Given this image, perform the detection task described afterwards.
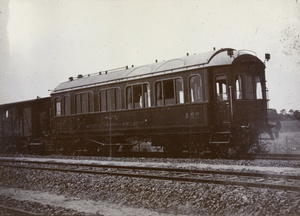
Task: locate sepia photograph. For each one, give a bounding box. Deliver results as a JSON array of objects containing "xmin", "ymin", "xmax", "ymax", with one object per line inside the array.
[{"xmin": 0, "ymin": 0, "xmax": 299, "ymax": 215}]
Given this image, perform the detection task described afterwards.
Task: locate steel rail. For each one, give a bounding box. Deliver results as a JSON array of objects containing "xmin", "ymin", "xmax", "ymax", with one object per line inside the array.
[
  {"xmin": 1, "ymin": 159, "xmax": 300, "ymax": 192},
  {"xmin": 1, "ymin": 152, "xmax": 300, "ymax": 160},
  {"xmin": 113, "ymin": 152, "xmax": 300, "ymax": 160},
  {"xmin": 1, "ymin": 158, "xmax": 300, "ymax": 180},
  {"xmin": 252, "ymin": 154, "xmax": 300, "ymax": 161}
]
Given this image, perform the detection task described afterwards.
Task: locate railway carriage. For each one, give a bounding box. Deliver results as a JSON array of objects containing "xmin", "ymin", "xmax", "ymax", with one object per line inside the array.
[
  {"xmin": 0, "ymin": 97, "xmax": 51, "ymax": 153},
  {"xmin": 50, "ymin": 48, "xmax": 272, "ymax": 156}
]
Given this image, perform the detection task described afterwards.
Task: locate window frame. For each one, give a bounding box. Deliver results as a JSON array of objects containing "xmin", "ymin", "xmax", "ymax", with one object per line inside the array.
[
  {"xmin": 189, "ymin": 74, "xmax": 204, "ymax": 103},
  {"xmin": 75, "ymin": 91, "xmax": 94, "ymax": 114},
  {"xmin": 244, "ymin": 75, "xmax": 255, "ymax": 100},
  {"xmin": 125, "ymin": 82, "xmax": 151, "ymax": 109},
  {"xmin": 63, "ymin": 95, "xmax": 71, "ymax": 115},
  {"xmin": 215, "ymin": 74, "xmax": 228, "ymax": 101},
  {"xmin": 54, "ymin": 97, "xmax": 61, "ymax": 116},
  {"xmin": 255, "ymin": 75, "xmax": 263, "ymax": 99},
  {"xmin": 99, "ymin": 87, "xmax": 122, "ymax": 112},
  {"xmin": 234, "ymin": 74, "xmax": 243, "ymax": 100},
  {"xmin": 154, "ymin": 77, "xmax": 184, "ymax": 106},
  {"xmin": 3, "ymin": 109, "xmax": 9, "ymax": 119}
]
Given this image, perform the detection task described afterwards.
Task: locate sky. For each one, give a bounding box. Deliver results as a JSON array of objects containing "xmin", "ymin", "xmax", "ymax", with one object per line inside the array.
[{"xmin": 0, "ymin": 0, "xmax": 299, "ymax": 111}]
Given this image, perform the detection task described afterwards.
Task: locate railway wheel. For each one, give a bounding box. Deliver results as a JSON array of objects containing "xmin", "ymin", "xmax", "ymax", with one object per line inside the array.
[
  {"xmin": 231, "ymin": 124, "xmax": 259, "ymax": 158},
  {"xmin": 216, "ymin": 145, "xmax": 239, "ymax": 158},
  {"xmin": 163, "ymin": 135, "xmax": 185, "ymax": 156},
  {"xmin": 188, "ymin": 134, "xmax": 209, "ymax": 157}
]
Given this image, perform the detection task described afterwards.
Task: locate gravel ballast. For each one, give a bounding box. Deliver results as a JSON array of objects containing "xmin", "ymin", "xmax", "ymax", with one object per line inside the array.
[{"xmin": 0, "ymin": 163, "xmax": 300, "ymax": 216}]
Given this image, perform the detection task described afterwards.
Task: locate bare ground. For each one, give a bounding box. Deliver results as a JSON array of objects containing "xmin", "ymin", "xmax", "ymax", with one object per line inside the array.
[{"xmin": 0, "ymin": 187, "xmax": 181, "ymax": 216}]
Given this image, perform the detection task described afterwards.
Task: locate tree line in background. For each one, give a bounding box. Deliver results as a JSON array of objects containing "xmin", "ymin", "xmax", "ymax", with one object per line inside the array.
[{"xmin": 268, "ymin": 109, "xmax": 300, "ymax": 121}]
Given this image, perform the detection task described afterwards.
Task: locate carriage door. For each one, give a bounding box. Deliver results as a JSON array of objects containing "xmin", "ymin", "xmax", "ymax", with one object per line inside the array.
[{"xmin": 214, "ymin": 74, "xmax": 231, "ymax": 124}]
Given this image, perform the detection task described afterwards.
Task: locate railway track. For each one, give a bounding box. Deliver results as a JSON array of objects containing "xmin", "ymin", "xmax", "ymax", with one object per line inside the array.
[
  {"xmin": 105, "ymin": 151, "xmax": 300, "ymax": 160},
  {"xmin": 2, "ymin": 152, "xmax": 300, "ymax": 160},
  {"xmin": 114, "ymin": 151, "xmax": 300, "ymax": 160},
  {"xmin": 252, "ymin": 154, "xmax": 300, "ymax": 160},
  {"xmin": 1, "ymin": 158, "xmax": 299, "ymax": 192}
]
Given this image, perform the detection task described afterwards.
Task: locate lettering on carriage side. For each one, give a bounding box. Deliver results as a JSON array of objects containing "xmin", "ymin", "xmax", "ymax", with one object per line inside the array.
[
  {"xmin": 84, "ymin": 116, "xmax": 148, "ymax": 129},
  {"xmin": 185, "ymin": 111, "xmax": 200, "ymax": 122},
  {"xmin": 101, "ymin": 114, "xmax": 121, "ymax": 121},
  {"xmin": 185, "ymin": 112, "xmax": 189, "ymax": 120}
]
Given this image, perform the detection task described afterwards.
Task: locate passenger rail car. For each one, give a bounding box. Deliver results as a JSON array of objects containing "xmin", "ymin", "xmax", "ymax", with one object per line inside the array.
[
  {"xmin": 0, "ymin": 97, "xmax": 51, "ymax": 153},
  {"xmin": 50, "ymin": 48, "xmax": 273, "ymax": 156}
]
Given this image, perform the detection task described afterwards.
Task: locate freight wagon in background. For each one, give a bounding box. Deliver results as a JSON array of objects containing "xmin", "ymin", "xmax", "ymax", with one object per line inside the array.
[
  {"xmin": 0, "ymin": 98, "xmax": 51, "ymax": 153},
  {"xmin": 49, "ymin": 48, "xmax": 275, "ymax": 157}
]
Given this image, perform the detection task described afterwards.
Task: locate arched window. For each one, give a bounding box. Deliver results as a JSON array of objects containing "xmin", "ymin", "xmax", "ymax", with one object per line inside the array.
[
  {"xmin": 235, "ymin": 75, "xmax": 243, "ymax": 100},
  {"xmin": 126, "ymin": 83, "xmax": 150, "ymax": 109},
  {"xmin": 155, "ymin": 82, "xmax": 162, "ymax": 106},
  {"xmin": 99, "ymin": 88, "xmax": 121, "ymax": 112},
  {"xmin": 255, "ymin": 75, "xmax": 263, "ymax": 99},
  {"xmin": 155, "ymin": 78, "xmax": 184, "ymax": 106},
  {"xmin": 64, "ymin": 96, "xmax": 71, "ymax": 115},
  {"xmin": 126, "ymin": 86, "xmax": 133, "ymax": 109},
  {"xmin": 176, "ymin": 78, "xmax": 184, "ymax": 104},
  {"xmin": 245, "ymin": 75, "xmax": 254, "ymax": 99},
  {"xmin": 55, "ymin": 98, "xmax": 61, "ymax": 116},
  {"xmin": 190, "ymin": 75, "xmax": 203, "ymax": 102},
  {"xmin": 75, "ymin": 92, "xmax": 94, "ymax": 114},
  {"xmin": 215, "ymin": 75, "xmax": 228, "ymax": 101}
]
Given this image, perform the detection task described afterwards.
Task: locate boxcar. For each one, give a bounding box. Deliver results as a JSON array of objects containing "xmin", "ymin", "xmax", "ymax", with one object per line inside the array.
[{"xmin": 0, "ymin": 97, "xmax": 51, "ymax": 153}]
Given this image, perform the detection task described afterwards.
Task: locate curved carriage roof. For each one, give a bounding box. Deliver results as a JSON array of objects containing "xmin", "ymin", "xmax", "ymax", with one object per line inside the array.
[{"xmin": 52, "ymin": 48, "xmax": 256, "ymax": 94}]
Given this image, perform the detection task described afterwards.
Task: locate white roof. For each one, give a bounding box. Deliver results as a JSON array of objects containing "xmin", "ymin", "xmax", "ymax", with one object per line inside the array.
[{"xmin": 52, "ymin": 48, "xmax": 248, "ymax": 94}]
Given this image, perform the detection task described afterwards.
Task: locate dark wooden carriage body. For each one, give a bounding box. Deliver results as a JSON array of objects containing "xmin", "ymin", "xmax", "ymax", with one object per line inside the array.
[{"xmin": 50, "ymin": 48, "xmax": 270, "ymax": 155}]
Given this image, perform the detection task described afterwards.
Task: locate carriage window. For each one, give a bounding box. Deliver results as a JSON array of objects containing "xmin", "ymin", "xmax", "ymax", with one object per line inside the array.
[
  {"xmin": 256, "ymin": 75, "xmax": 263, "ymax": 99},
  {"xmin": 5, "ymin": 110, "xmax": 9, "ymax": 118},
  {"xmin": 126, "ymin": 83, "xmax": 150, "ymax": 109},
  {"xmin": 235, "ymin": 75, "xmax": 243, "ymax": 100},
  {"xmin": 100, "ymin": 88, "xmax": 121, "ymax": 112},
  {"xmin": 215, "ymin": 75, "xmax": 228, "ymax": 101},
  {"xmin": 144, "ymin": 84, "xmax": 151, "ymax": 107},
  {"xmin": 82, "ymin": 93, "xmax": 89, "ymax": 114},
  {"xmin": 75, "ymin": 94, "xmax": 81, "ymax": 114},
  {"xmin": 126, "ymin": 86, "xmax": 133, "ymax": 109},
  {"xmin": 245, "ymin": 75, "xmax": 254, "ymax": 99},
  {"xmin": 75, "ymin": 92, "xmax": 94, "ymax": 114},
  {"xmin": 164, "ymin": 80, "xmax": 175, "ymax": 105},
  {"xmin": 107, "ymin": 89, "xmax": 116, "ymax": 111},
  {"xmin": 190, "ymin": 75, "xmax": 203, "ymax": 102},
  {"xmin": 156, "ymin": 82, "xmax": 163, "ymax": 106},
  {"xmin": 176, "ymin": 78, "xmax": 184, "ymax": 104},
  {"xmin": 155, "ymin": 78, "xmax": 184, "ymax": 106},
  {"xmin": 64, "ymin": 96, "xmax": 71, "ymax": 115},
  {"xmin": 55, "ymin": 98, "xmax": 61, "ymax": 116},
  {"xmin": 133, "ymin": 85, "xmax": 143, "ymax": 108},
  {"xmin": 100, "ymin": 90, "xmax": 107, "ymax": 111}
]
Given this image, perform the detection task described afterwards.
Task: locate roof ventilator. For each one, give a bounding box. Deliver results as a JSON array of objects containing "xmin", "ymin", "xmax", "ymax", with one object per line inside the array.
[
  {"xmin": 227, "ymin": 49, "xmax": 234, "ymax": 58},
  {"xmin": 265, "ymin": 53, "xmax": 270, "ymax": 61}
]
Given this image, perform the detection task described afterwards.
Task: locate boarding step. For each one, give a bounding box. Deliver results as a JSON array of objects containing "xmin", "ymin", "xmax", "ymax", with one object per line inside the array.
[{"xmin": 209, "ymin": 131, "xmax": 231, "ymax": 144}]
